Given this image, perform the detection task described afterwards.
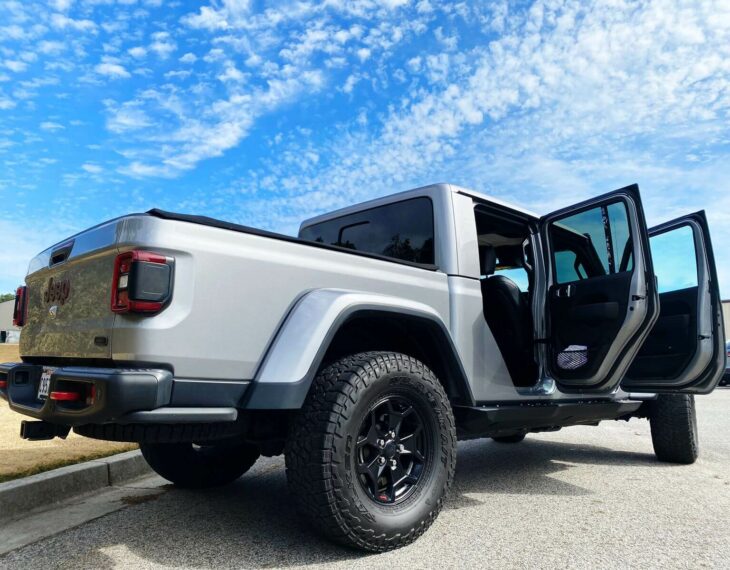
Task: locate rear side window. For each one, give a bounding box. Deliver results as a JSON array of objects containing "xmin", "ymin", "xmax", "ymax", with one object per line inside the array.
[
  {"xmin": 549, "ymin": 201, "xmax": 633, "ymax": 284},
  {"xmin": 299, "ymin": 197, "xmax": 435, "ymax": 264},
  {"xmin": 650, "ymin": 225, "xmax": 698, "ymax": 293}
]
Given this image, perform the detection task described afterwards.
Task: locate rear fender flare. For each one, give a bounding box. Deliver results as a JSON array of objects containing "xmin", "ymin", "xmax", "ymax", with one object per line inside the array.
[{"xmin": 244, "ymin": 288, "xmax": 473, "ymax": 409}]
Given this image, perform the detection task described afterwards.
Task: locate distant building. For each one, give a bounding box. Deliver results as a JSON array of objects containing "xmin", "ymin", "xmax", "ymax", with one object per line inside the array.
[
  {"xmin": 0, "ymin": 299, "xmax": 20, "ymax": 344},
  {"xmin": 723, "ymin": 300, "xmax": 730, "ymax": 343}
]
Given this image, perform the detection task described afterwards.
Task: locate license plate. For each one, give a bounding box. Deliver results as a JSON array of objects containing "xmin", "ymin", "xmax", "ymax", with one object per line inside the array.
[{"xmin": 37, "ymin": 367, "xmax": 56, "ymax": 400}]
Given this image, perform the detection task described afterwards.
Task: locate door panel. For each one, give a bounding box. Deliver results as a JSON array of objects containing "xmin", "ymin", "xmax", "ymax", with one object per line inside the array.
[
  {"xmin": 539, "ymin": 184, "xmax": 659, "ymax": 393},
  {"xmin": 625, "ymin": 287, "xmax": 696, "ymax": 380},
  {"xmin": 622, "ymin": 212, "xmax": 725, "ymax": 393},
  {"xmin": 548, "ymin": 272, "xmax": 632, "ymax": 382}
]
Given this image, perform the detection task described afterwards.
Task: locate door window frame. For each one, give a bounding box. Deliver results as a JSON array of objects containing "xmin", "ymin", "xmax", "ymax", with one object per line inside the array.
[{"xmin": 546, "ymin": 199, "xmax": 634, "ymax": 287}]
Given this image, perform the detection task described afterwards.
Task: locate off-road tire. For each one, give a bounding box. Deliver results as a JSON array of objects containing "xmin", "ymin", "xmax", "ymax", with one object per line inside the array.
[
  {"xmin": 648, "ymin": 394, "xmax": 699, "ymax": 464},
  {"xmin": 492, "ymin": 434, "xmax": 526, "ymax": 444},
  {"xmin": 285, "ymin": 351, "xmax": 457, "ymax": 552},
  {"xmin": 140, "ymin": 441, "xmax": 260, "ymax": 488}
]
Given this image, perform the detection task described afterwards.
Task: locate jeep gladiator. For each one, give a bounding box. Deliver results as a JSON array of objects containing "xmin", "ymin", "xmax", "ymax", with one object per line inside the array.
[{"xmin": 1, "ymin": 183, "xmax": 725, "ymax": 551}]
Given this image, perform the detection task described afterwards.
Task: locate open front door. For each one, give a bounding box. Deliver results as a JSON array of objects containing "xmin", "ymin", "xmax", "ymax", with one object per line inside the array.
[
  {"xmin": 538, "ymin": 184, "xmax": 659, "ymax": 393},
  {"xmin": 622, "ymin": 211, "xmax": 725, "ymax": 393}
]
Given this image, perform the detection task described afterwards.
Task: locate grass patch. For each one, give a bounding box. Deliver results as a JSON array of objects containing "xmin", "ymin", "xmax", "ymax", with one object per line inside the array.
[
  {"xmin": 0, "ymin": 344, "xmax": 20, "ymax": 361},
  {"xmin": 0, "ymin": 445, "xmax": 137, "ymax": 484}
]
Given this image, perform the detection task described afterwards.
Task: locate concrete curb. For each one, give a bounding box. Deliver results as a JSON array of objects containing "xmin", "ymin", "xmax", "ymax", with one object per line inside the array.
[{"xmin": 0, "ymin": 450, "xmax": 152, "ymax": 524}]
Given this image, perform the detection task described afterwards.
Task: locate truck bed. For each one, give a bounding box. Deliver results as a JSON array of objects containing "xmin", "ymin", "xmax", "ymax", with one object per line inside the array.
[
  {"xmin": 19, "ymin": 210, "xmax": 450, "ymax": 385},
  {"xmin": 148, "ymin": 210, "xmax": 438, "ymax": 271}
]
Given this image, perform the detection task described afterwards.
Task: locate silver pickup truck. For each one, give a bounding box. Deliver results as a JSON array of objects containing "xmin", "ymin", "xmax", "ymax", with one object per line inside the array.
[{"xmin": 1, "ymin": 183, "xmax": 725, "ymax": 551}]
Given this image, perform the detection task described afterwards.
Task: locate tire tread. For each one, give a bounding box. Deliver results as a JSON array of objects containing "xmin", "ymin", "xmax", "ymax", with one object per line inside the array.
[
  {"xmin": 649, "ymin": 394, "xmax": 699, "ymax": 464},
  {"xmin": 285, "ymin": 351, "xmax": 456, "ymax": 552}
]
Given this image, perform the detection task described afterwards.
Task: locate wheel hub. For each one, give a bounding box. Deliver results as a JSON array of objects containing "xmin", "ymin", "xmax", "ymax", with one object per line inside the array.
[{"xmin": 383, "ymin": 440, "xmax": 398, "ymax": 459}]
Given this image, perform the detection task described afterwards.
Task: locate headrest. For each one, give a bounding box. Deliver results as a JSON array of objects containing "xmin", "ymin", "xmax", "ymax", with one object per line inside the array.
[
  {"xmin": 481, "ymin": 247, "xmax": 496, "ymax": 276},
  {"xmin": 499, "ymin": 245, "xmax": 524, "ymax": 268}
]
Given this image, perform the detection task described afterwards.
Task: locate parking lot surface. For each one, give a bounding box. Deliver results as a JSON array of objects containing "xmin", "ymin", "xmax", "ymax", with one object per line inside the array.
[{"xmin": 2, "ymin": 390, "xmax": 729, "ymax": 569}]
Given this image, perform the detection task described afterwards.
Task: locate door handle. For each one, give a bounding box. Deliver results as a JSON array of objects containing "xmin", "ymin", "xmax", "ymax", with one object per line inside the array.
[{"xmin": 555, "ymin": 284, "xmax": 574, "ymax": 298}]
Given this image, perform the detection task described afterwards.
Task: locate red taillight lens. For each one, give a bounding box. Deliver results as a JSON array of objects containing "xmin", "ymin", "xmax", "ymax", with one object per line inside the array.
[
  {"xmin": 50, "ymin": 390, "xmax": 82, "ymax": 401},
  {"xmin": 12, "ymin": 286, "xmax": 27, "ymax": 327},
  {"xmin": 111, "ymin": 250, "xmax": 172, "ymax": 314}
]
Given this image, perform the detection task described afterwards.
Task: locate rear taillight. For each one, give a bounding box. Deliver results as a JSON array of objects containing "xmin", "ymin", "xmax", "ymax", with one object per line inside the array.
[
  {"xmin": 12, "ymin": 286, "xmax": 27, "ymax": 327},
  {"xmin": 111, "ymin": 250, "xmax": 173, "ymax": 314},
  {"xmin": 50, "ymin": 390, "xmax": 81, "ymax": 401}
]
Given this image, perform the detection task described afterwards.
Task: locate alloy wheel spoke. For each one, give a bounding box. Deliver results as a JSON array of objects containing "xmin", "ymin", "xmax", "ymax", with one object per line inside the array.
[
  {"xmin": 389, "ymin": 458, "xmax": 407, "ymax": 488},
  {"xmin": 387, "ymin": 406, "xmax": 412, "ymax": 434},
  {"xmin": 358, "ymin": 457, "xmax": 384, "ymax": 491},
  {"xmin": 400, "ymin": 427, "xmax": 424, "ymax": 462},
  {"xmin": 357, "ymin": 412, "xmax": 381, "ymax": 449},
  {"xmin": 387, "ymin": 411, "xmax": 403, "ymax": 433}
]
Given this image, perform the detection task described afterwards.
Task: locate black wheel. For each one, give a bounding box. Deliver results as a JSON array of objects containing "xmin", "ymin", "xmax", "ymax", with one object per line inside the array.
[
  {"xmin": 285, "ymin": 352, "xmax": 456, "ymax": 552},
  {"xmin": 140, "ymin": 441, "xmax": 260, "ymax": 488},
  {"xmin": 492, "ymin": 434, "xmax": 526, "ymax": 444},
  {"xmin": 648, "ymin": 394, "xmax": 699, "ymax": 464}
]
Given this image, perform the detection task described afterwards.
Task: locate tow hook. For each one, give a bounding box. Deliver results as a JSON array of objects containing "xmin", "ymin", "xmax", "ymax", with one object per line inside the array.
[{"xmin": 20, "ymin": 420, "xmax": 71, "ymax": 441}]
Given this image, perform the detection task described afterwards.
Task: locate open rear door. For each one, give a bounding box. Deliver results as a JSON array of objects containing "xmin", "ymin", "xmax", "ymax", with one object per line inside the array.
[
  {"xmin": 622, "ymin": 211, "xmax": 725, "ymax": 393},
  {"xmin": 537, "ymin": 184, "xmax": 659, "ymax": 393}
]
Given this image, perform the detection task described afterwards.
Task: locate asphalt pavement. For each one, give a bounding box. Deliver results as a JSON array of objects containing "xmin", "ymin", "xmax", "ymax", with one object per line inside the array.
[{"xmin": 2, "ymin": 389, "xmax": 729, "ymax": 569}]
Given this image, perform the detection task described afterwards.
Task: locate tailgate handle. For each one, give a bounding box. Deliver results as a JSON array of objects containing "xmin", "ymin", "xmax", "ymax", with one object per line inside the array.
[{"xmin": 49, "ymin": 241, "xmax": 74, "ymax": 267}]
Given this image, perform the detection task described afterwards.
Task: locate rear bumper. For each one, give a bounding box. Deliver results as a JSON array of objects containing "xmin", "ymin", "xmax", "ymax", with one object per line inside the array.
[{"xmin": 0, "ymin": 362, "xmax": 238, "ymax": 427}]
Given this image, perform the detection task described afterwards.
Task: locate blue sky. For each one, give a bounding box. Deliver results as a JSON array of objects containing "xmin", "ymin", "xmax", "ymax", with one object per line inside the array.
[{"xmin": 0, "ymin": 0, "xmax": 729, "ymax": 295}]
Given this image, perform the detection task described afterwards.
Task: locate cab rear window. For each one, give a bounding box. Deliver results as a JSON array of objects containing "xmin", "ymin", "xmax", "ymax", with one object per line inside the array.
[{"xmin": 299, "ymin": 198, "xmax": 435, "ymax": 265}]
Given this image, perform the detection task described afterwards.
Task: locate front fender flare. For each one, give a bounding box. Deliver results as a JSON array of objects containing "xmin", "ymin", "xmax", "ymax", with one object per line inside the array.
[{"xmin": 243, "ymin": 288, "xmax": 470, "ymax": 409}]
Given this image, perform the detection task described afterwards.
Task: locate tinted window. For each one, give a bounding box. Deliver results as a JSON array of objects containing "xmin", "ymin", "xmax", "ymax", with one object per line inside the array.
[
  {"xmin": 494, "ymin": 267, "xmax": 530, "ymax": 291},
  {"xmin": 554, "ymin": 250, "xmax": 588, "ymax": 283},
  {"xmin": 299, "ymin": 198, "xmax": 435, "ymax": 264},
  {"xmin": 549, "ymin": 201, "xmax": 633, "ymax": 284},
  {"xmin": 650, "ymin": 225, "xmax": 698, "ymax": 293}
]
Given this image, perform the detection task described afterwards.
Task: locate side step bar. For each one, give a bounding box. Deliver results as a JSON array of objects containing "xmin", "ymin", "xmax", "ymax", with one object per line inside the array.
[{"xmin": 454, "ymin": 399, "xmax": 643, "ymax": 440}]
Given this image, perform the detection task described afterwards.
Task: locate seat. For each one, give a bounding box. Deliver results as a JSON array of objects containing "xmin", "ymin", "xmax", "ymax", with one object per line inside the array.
[{"xmin": 480, "ymin": 247, "xmax": 538, "ymax": 387}]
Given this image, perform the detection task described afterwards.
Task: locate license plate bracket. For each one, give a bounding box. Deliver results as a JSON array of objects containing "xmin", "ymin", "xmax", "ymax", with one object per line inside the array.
[{"xmin": 37, "ymin": 367, "xmax": 56, "ymax": 400}]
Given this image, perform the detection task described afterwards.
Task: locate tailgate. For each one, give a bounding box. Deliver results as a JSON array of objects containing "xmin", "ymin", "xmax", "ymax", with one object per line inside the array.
[{"xmin": 19, "ymin": 220, "xmax": 121, "ymax": 360}]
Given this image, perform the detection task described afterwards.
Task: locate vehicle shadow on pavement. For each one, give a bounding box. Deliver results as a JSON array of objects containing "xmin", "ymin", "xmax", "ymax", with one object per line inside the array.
[
  {"xmin": 0, "ymin": 438, "xmax": 659, "ymax": 569},
  {"xmin": 446, "ymin": 438, "xmax": 657, "ymax": 509}
]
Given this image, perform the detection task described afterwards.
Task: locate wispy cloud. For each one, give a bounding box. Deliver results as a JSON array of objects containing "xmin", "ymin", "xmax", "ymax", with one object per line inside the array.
[
  {"xmin": 50, "ymin": 13, "xmax": 96, "ymax": 33},
  {"xmin": 94, "ymin": 62, "xmax": 130, "ymax": 78},
  {"xmin": 39, "ymin": 121, "xmax": 64, "ymax": 131},
  {"xmin": 105, "ymin": 103, "xmax": 153, "ymax": 133},
  {"xmin": 81, "ymin": 162, "xmax": 102, "ymax": 173},
  {"xmin": 3, "ymin": 59, "xmax": 27, "ymax": 72}
]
